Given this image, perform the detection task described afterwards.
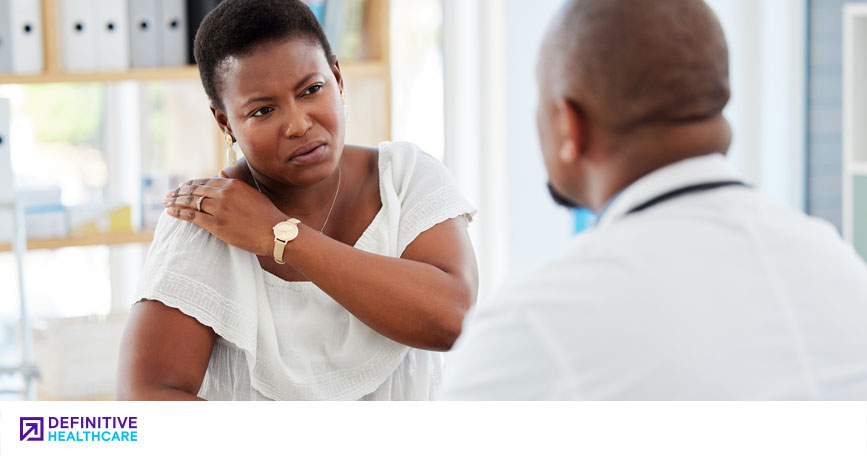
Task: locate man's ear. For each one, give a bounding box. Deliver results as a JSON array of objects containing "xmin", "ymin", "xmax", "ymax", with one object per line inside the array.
[
  {"xmin": 211, "ymin": 106, "xmax": 232, "ymax": 137},
  {"xmin": 555, "ymin": 98, "xmax": 585, "ymax": 164}
]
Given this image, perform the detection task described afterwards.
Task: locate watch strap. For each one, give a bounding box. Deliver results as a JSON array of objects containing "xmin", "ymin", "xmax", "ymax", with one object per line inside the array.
[
  {"xmin": 273, "ymin": 238, "xmax": 289, "ymax": 264},
  {"xmin": 272, "ymin": 218, "xmax": 300, "ymax": 264}
]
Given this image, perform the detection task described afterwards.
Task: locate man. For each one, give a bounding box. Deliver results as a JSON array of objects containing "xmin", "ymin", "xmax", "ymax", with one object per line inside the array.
[{"xmin": 440, "ymin": 0, "xmax": 867, "ymax": 399}]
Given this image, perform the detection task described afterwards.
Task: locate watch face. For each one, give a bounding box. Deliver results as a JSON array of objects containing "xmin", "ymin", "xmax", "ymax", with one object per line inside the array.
[{"xmin": 273, "ymin": 221, "xmax": 298, "ymax": 241}]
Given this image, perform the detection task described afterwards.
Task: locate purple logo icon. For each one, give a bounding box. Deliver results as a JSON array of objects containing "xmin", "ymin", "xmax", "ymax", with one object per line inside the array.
[{"xmin": 20, "ymin": 417, "xmax": 44, "ymax": 441}]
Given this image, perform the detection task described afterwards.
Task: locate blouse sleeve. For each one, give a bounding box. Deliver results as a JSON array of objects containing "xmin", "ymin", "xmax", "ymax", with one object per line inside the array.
[
  {"xmin": 381, "ymin": 141, "xmax": 477, "ymax": 256},
  {"xmin": 134, "ymin": 212, "xmax": 260, "ymax": 353}
]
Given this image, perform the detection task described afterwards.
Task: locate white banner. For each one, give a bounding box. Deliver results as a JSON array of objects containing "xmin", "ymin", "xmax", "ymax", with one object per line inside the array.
[{"xmin": 1, "ymin": 401, "xmax": 865, "ymax": 455}]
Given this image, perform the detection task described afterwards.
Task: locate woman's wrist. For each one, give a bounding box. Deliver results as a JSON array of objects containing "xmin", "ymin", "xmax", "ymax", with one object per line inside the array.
[{"xmin": 261, "ymin": 211, "xmax": 293, "ymax": 257}]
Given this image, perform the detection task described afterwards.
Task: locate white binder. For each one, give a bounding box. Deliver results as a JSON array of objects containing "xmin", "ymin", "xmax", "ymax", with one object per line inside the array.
[
  {"xmin": 159, "ymin": 0, "xmax": 187, "ymax": 67},
  {"xmin": 0, "ymin": 99, "xmax": 14, "ymax": 243},
  {"xmin": 95, "ymin": 0, "xmax": 129, "ymax": 71},
  {"xmin": 0, "ymin": 99, "xmax": 12, "ymax": 204},
  {"xmin": 128, "ymin": 0, "xmax": 160, "ymax": 68},
  {"xmin": 0, "ymin": 0, "xmax": 12, "ymax": 73},
  {"xmin": 58, "ymin": 0, "xmax": 97, "ymax": 72},
  {"xmin": 9, "ymin": 0, "xmax": 42, "ymax": 74}
]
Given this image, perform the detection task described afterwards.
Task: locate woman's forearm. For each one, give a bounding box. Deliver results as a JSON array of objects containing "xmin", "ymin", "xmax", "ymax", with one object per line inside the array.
[{"xmin": 281, "ymin": 223, "xmax": 475, "ymax": 351}]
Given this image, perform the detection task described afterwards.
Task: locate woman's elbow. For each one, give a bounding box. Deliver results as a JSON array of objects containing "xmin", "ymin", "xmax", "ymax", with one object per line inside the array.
[{"xmin": 433, "ymin": 290, "xmax": 475, "ymax": 351}]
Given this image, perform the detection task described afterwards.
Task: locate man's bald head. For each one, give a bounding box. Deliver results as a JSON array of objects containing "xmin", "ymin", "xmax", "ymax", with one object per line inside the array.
[{"xmin": 540, "ymin": 0, "xmax": 730, "ymax": 134}]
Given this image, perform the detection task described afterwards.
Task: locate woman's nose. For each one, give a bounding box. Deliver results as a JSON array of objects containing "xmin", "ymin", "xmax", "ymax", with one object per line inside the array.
[{"xmin": 283, "ymin": 110, "xmax": 312, "ymax": 139}]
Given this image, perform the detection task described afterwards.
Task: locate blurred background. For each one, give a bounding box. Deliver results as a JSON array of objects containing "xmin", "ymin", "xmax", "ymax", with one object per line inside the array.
[{"xmin": 0, "ymin": 0, "xmax": 864, "ymax": 400}]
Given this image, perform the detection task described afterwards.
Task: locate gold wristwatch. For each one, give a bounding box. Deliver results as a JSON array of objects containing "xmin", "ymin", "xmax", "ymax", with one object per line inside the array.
[{"xmin": 272, "ymin": 218, "xmax": 301, "ymax": 264}]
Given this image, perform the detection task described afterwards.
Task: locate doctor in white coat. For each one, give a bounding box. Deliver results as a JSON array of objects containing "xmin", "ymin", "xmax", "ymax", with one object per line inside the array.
[{"xmin": 441, "ymin": 0, "xmax": 867, "ymax": 400}]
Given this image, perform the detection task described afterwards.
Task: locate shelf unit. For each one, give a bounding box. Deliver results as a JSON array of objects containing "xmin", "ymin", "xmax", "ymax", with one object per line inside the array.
[
  {"xmin": 843, "ymin": 4, "xmax": 867, "ymax": 262},
  {"xmin": 0, "ymin": 66, "xmax": 201, "ymax": 84},
  {"xmin": 0, "ymin": 231, "xmax": 155, "ymax": 253},
  {"xmin": 0, "ymin": 0, "xmax": 392, "ymax": 400},
  {"xmin": 852, "ymin": 163, "xmax": 867, "ymax": 177}
]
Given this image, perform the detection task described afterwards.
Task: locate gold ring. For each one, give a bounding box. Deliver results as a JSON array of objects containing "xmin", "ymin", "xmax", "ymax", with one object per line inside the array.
[{"xmin": 196, "ymin": 196, "xmax": 205, "ymax": 212}]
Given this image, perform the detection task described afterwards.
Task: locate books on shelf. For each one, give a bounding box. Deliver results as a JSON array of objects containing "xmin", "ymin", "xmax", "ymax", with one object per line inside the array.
[
  {"xmin": 0, "ymin": 98, "xmax": 12, "ymax": 243},
  {"xmin": 305, "ymin": 0, "xmax": 368, "ymax": 61},
  {"xmin": 141, "ymin": 171, "xmax": 183, "ymax": 230},
  {"xmin": 94, "ymin": 0, "xmax": 130, "ymax": 71},
  {"xmin": 0, "ymin": 0, "xmax": 379, "ymax": 76},
  {"xmin": 9, "ymin": 0, "xmax": 45, "ymax": 74},
  {"xmin": 0, "ymin": 98, "xmax": 11, "ymax": 204},
  {"xmin": 0, "ymin": 0, "xmax": 45, "ymax": 74},
  {"xmin": 0, "ymin": 184, "xmax": 137, "ymax": 242},
  {"xmin": 127, "ymin": 0, "xmax": 189, "ymax": 69},
  {"xmin": 68, "ymin": 202, "xmax": 132, "ymax": 236},
  {"xmin": 0, "ymin": 1, "xmax": 10, "ymax": 74},
  {"xmin": 52, "ymin": 0, "xmax": 195, "ymax": 73},
  {"xmin": 186, "ymin": 0, "xmax": 222, "ymax": 65},
  {"xmin": 127, "ymin": 0, "xmax": 159, "ymax": 68},
  {"xmin": 159, "ymin": 0, "xmax": 188, "ymax": 67},
  {"xmin": 57, "ymin": 0, "xmax": 97, "ymax": 72}
]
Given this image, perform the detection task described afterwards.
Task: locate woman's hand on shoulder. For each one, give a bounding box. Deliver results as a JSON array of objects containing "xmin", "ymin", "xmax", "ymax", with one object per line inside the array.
[{"xmin": 163, "ymin": 169, "xmax": 286, "ymax": 256}]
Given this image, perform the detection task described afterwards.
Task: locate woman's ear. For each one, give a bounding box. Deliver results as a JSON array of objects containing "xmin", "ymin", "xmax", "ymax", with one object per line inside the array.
[
  {"xmin": 211, "ymin": 105, "xmax": 232, "ymax": 137},
  {"xmin": 331, "ymin": 58, "xmax": 344, "ymax": 93}
]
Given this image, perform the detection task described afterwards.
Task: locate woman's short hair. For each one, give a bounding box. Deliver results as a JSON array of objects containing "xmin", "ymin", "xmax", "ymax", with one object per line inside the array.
[{"xmin": 194, "ymin": 0, "xmax": 335, "ymax": 110}]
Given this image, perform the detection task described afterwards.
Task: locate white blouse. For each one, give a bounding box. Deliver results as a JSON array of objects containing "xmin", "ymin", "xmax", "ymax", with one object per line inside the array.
[{"xmin": 135, "ymin": 142, "xmax": 476, "ymax": 400}]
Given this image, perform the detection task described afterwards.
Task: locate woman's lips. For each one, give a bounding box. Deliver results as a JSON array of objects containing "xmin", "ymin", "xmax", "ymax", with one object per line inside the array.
[{"xmin": 289, "ymin": 144, "xmax": 327, "ymax": 165}]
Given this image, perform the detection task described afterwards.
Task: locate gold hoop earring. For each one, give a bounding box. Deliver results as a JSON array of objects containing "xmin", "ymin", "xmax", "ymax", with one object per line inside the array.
[{"xmin": 225, "ymin": 134, "xmax": 237, "ymax": 166}]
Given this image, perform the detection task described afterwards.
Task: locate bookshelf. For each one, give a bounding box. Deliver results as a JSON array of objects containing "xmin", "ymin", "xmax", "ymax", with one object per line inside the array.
[
  {"xmin": 843, "ymin": 4, "xmax": 867, "ymax": 262},
  {"xmin": 0, "ymin": 231, "xmax": 155, "ymax": 253},
  {"xmin": 0, "ymin": 66, "xmax": 200, "ymax": 84}
]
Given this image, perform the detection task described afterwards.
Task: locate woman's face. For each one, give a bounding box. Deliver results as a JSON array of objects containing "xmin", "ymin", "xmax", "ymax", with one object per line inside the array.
[{"xmin": 215, "ymin": 38, "xmax": 344, "ymax": 186}]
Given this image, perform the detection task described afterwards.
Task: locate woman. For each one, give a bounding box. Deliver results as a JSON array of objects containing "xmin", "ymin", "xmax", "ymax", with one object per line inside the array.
[{"xmin": 117, "ymin": 0, "xmax": 478, "ymax": 400}]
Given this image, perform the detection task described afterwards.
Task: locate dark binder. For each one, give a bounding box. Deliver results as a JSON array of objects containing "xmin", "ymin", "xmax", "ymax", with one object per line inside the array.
[{"xmin": 186, "ymin": 0, "xmax": 222, "ymax": 65}]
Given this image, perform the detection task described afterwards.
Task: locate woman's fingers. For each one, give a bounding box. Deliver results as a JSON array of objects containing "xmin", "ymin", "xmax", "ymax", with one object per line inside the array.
[
  {"xmin": 166, "ymin": 205, "xmax": 214, "ymax": 228},
  {"xmin": 163, "ymin": 194, "xmax": 198, "ymax": 208},
  {"xmin": 165, "ymin": 177, "xmax": 230, "ymax": 198},
  {"xmin": 165, "ymin": 183, "xmax": 224, "ymax": 200},
  {"xmin": 163, "ymin": 192, "xmax": 219, "ymax": 216}
]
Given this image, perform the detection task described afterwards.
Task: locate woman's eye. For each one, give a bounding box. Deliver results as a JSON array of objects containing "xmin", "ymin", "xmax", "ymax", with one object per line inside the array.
[
  {"xmin": 251, "ymin": 106, "xmax": 273, "ymax": 117},
  {"xmin": 303, "ymin": 84, "xmax": 323, "ymax": 96}
]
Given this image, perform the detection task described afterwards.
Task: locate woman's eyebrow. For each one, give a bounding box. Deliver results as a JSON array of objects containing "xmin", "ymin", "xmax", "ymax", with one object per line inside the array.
[
  {"xmin": 240, "ymin": 73, "xmax": 324, "ymax": 108},
  {"xmin": 242, "ymin": 96, "xmax": 275, "ymax": 108},
  {"xmin": 293, "ymin": 72, "xmax": 323, "ymax": 91}
]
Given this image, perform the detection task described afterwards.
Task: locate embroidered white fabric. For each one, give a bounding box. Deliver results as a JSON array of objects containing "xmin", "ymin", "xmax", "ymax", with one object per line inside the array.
[{"xmin": 135, "ymin": 142, "xmax": 476, "ymax": 400}]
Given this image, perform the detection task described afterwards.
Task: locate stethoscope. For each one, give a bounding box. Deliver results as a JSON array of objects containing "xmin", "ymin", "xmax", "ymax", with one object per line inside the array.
[{"xmin": 625, "ymin": 181, "xmax": 748, "ymax": 216}]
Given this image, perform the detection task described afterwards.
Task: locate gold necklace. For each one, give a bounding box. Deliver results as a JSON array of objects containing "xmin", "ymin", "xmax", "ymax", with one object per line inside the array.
[{"xmin": 248, "ymin": 163, "xmax": 342, "ymax": 234}]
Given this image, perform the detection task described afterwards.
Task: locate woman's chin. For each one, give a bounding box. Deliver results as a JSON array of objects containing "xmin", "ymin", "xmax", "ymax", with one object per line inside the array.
[{"xmin": 284, "ymin": 159, "xmax": 339, "ymax": 187}]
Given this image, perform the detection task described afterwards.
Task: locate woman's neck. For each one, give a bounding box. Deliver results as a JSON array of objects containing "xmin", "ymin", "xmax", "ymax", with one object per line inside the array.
[{"xmin": 242, "ymin": 158, "xmax": 342, "ymax": 219}]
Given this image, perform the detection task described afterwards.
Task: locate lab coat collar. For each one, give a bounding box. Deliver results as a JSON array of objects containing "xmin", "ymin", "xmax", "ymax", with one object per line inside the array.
[{"xmin": 595, "ymin": 153, "xmax": 743, "ymax": 229}]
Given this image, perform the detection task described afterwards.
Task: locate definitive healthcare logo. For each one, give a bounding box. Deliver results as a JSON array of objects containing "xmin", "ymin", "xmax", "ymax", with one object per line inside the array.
[{"xmin": 19, "ymin": 415, "xmax": 138, "ymax": 442}]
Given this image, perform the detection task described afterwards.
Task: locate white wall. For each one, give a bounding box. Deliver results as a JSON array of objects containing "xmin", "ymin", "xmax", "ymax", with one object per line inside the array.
[
  {"xmin": 503, "ymin": 0, "xmax": 574, "ymax": 275},
  {"xmin": 444, "ymin": 0, "xmax": 573, "ymax": 300},
  {"xmin": 705, "ymin": 0, "xmax": 807, "ymax": 210}
]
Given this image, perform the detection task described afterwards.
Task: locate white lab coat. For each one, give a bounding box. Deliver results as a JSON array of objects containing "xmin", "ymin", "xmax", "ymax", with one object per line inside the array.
[{"xmin": 441, "ymin": 153, "xmax": 867, "ymax": 400}]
